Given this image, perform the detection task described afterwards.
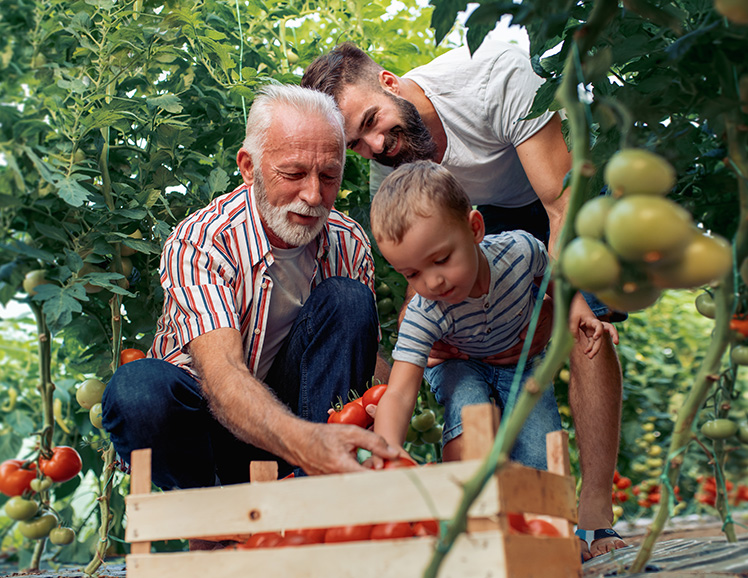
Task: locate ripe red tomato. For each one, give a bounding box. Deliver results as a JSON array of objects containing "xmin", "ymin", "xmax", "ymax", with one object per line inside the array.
[
  {"xmin": 0, "ymin": 460, "xmax": 37, "ymax": 497},
  {"xmin": 237, "ymin": 532, "xmax": 283, "ymax": 549},
  {"xmin": 327, "ymin": 400, "xmax": 369, "ymax": 428},
  {"xmin": 616, "ymin": 476, "xmax": 632, "ymax": 489},
  {"xmin": 526, "ymin": 519, "xmax": 561, "ymax": 537},
  {"xmin": 370, "ymin": 521, "xmax": 414, "ymax": 540},
  {"xmin": 730, "ymin": 316, "xmax": 748, "ymax": 337},
  {"xmin": 615, "ymin": 490, "xmax": 629, "ymax": 503},
  {"xmin": 362, "ymin": 384, "xmax": 387, "ymax": 408},
  {"xmin": 412, "ymin": 519, "xmax": 440, "ymax": 537},
  {"xmin": 382, "ymin": 456, "xmax": 417, "ymax": 469},
  {"xmin": 507, "ymin": 512, "xmax": 530, "ymax": 534},
  {"xmin": 39, "ymin": 446, "xmax": 83, "ymax": 483},
  {"xmin": 120, "ymin": 348, "xmax": 146, "ymax": 365},
  {"xmin": 324, "ymin": 524, "xmax": 373, "ymax": 543},
  {"xmin": 283, "ymin": 527, "xmax": 326, "ymax": 544}
]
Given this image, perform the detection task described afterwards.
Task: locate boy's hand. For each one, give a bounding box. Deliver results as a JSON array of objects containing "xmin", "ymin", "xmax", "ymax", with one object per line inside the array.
[{"xmin": 576, "ymin": 317, "xmax": 619, "ymax": 359}]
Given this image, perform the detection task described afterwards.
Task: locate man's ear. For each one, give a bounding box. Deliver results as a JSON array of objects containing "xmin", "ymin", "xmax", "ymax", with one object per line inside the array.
[
  {"xmin": 468, "ymin": 209, "xmax": 485, "ymax": 244},
  {"xmin": 378, "ymin": 70, "xmax": 401, "ymax": 95},
  {"xmin": 237, "ymin": 148, "xmax": 255, "ymax": 186}
]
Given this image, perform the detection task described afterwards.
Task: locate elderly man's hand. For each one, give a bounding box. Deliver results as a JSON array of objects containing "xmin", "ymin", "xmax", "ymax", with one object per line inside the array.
[{"xmin": 293, "ymin": 422, "xmax": 400, "ymax": 476}]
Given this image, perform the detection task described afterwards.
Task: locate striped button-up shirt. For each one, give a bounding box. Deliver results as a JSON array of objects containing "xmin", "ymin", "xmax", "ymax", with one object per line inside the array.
[
  {"xmin": 393, "ymin": 231, "xmax": 548, "ymax": 367},
  {"xmin": 149, "ymin": 183, "xmax": 376, "ymax": 379}
]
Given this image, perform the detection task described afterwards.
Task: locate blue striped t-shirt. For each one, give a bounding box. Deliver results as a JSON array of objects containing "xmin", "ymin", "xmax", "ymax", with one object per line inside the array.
[{"xmin": 393, "ymin": 231, "xmax": 548, "ymax": 367}]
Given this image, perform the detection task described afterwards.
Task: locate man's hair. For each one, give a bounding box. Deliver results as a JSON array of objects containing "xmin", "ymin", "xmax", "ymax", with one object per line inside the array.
[
  {"xmin": 301, "ymin": 42, "xmax": 384, "ymax": 101},
  {"xmin": 370, "ymin": 161, "xmax": 472, "ymax": 244},
  {"xmin": 242, "ymin": 84, "xmax": 345, "ymax": 164}
]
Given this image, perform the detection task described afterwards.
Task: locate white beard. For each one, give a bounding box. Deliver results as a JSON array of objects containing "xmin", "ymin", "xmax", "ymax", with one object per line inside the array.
[{"xmin": 254, "ymin": 170, "xmax": 330, "ymax": 247}]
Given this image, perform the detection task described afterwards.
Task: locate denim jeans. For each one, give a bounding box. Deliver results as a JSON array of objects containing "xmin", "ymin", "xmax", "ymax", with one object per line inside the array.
[
  {"xmin": 101, "ymin": 276, "xmax": 379, "ymax": 489},
  {"xmin": 424, "ymin": 355, "xmax": 561, "ymax": 470}
]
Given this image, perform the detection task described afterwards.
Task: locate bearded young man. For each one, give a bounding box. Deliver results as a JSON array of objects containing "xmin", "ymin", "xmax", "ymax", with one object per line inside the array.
[
  {"xmin": 101, "ymin": 85, "xmax": 398, "ymax": 498},
  {"xmin": 302, "ymin": 41, "xmax": 626, "ymax": 560}
]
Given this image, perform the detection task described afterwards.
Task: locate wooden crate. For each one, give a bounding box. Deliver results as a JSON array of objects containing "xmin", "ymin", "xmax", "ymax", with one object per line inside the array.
[{"xmin": 124, "ymin": 404, "xmax": 581, "ymax": 577}]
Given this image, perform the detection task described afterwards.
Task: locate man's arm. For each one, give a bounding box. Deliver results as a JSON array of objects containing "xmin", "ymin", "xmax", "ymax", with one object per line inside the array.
[
  {"xmin": 515, "ymin": 113, "xmax": 572, "ymax": 258},
  {"xmin": 188, "ymin": 327, "xmax": 398, "ymax": 475}
]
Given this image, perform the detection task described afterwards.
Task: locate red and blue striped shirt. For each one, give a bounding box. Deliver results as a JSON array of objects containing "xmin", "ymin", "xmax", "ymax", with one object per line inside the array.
[{"xmin": 148, "ymin": 183, "xmax": 376, "ymax": 379}]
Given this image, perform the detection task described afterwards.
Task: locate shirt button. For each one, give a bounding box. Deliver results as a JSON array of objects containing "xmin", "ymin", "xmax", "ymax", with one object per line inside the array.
[
  {"xmin": 253, "ymin": 328, "xmax": 261, "ymax": 335},
  {"xmin": 486, "ymin": 328, "xmax": 492, "ymax": 333},
  {"xmin": 261, "ymin": 281, "xmax": 268, "ymax": 289},
  {"xmin": 484, "ymin": 302, "xmax": 489, "ymax": 309}
]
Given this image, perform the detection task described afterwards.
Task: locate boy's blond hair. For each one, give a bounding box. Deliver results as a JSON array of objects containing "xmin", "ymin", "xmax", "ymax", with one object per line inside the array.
[{"xmin": 370, "ymin": 161, "xmax": 472, "ymax": 244}]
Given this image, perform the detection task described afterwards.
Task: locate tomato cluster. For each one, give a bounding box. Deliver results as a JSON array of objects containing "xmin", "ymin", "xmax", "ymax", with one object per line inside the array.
[
  {"xmin": 612, "ymin": 470, "xmax": 632, "ymax": 505},
  {"xmin": 632, "ymin": 481, "xmax": 680, "ymax": 509},
  {"xmin": 406, "ymin": 408, "xmax": 443, "ymax": 447},
  {"xmin": 327, "ymin": 384, "xmax": 388, "ymax": 428},
  {"xmin": 695, "ymin": 476, "xmax": 748, "ymax": 508},
  {"xmin": 561, "ymin": 149, "xmax": 732, "ymax": 312}
]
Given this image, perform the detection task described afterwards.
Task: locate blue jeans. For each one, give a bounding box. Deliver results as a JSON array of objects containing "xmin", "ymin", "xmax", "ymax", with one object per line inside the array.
[
  {"xmin": 101, "ymin": 277, "xmax": 379, "ymax": 489},
  {"xmin": 424, "ymin": 355, "xmax": 561, "ymax": 470}
]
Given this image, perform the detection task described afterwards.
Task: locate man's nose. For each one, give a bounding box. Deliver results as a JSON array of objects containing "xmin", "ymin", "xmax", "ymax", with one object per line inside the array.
[
  {"xmin": 298, "ymin": 176, "xmax": 323, "ymax": 207},
  {"xmin": 363, "ymin": 132, "xmax": 386, "ymax": 156}
]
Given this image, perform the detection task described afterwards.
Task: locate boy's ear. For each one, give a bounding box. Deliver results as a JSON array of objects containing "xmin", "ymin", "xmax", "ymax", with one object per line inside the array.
[
  {"xmin": 468, "ymin": 209, "xmax": 485, "ymax": 243},
  {"xmin": 379, "ymin": 70, "xmax": 401, "ymax": 95},
  {"xmin": 237, "ymin": 148, "xmax": 255, "ymax": 187}
]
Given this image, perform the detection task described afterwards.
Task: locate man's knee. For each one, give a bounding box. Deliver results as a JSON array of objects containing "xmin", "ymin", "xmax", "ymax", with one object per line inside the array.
[{"xmin": 311, "ymin": 277, "xmax": 377, "ymax": 329}]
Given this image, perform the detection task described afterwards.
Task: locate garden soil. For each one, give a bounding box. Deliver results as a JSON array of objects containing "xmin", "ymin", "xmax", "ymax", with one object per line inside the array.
[{"xmin": 0, "ymin": 513, "xmax": 746, "ymax": 577}]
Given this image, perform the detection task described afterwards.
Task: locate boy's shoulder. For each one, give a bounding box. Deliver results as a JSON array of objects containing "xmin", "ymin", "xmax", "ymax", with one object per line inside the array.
[{"xmin": 482, "ymin": 230, "xmax": 545, "ymax": 253}]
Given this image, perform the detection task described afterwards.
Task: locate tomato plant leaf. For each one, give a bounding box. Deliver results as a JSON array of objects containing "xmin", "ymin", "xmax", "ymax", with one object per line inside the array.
[
  {"xmin": 207, "ymin": 167, "xmax": 230, "ymax": 197},
  {"xmin": 57, "ymin": 176, "xmax": 93, "ymax": 207},
  {"xmin": 147, "ymin": 94, "xmax": 183, "ymax": 114},
  {"xmin": 430, "ymin": 0, "xmax": 468, "ymax": 46}
]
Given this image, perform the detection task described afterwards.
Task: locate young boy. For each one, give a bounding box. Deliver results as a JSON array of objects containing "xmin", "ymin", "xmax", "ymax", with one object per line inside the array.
[{"xmin": 370, "ymin": 161, "xmax": 616, "ymax": 469}]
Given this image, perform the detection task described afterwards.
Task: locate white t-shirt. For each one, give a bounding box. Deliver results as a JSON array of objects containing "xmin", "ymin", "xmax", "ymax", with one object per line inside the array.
[
  {"xmin": 255, "ymin": 243, "xmax": 316, "ymax": 380},
  {"xmin": 370, "ymin": 40, "xmax": 555, "ymax": 208}
]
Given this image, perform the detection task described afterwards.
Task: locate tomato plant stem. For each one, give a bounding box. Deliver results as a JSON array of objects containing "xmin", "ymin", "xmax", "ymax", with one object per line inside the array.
[{"xmin": 84, "ymin": 445, "xmax": 116, "ymax": 577}]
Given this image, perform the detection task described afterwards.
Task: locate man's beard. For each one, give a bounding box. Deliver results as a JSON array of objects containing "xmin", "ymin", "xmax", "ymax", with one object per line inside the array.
[
  {"xmin": 373, "ymin": 94, "xmax": 438, "ymax": 167},
  {"xmin": 254, "ymin": 169, "xmax": 330, "ymax": 247}
]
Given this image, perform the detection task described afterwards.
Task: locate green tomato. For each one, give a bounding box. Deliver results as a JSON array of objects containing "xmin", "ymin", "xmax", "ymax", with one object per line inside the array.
[
  {"xmin": 603, "ymin": 149, "xmax": 676, "ymax": 197},
  {"xmin": 700, "ymin": 419, "xmax": 738, "ymax": 440},
  {"xmin": 377, "ymin": 298, "xmax": 395, "ymax": 316},
  {"xmin": 560, "ymin": 237, "xmax": 621, "ymax": 292},
  {"xmin": 405, "ymin": 424, "xmax": 419, "ymax": 443},
  {"xmin": 737, "ymin": 423, "xmax": 748, "ymax": 444},
  {"xmin": 604, "ymin": 195, "xmax": 693, "ymax": 263},
  {"xmin": 649, "ymin": 231, "xmax": 732, "ymax": 290},
  {"xmin": 411, "ymin": 409, "xmax": 436, "ymax": 433},
  {"xmin": 18, "ymin": 513, "xmax": 56, "ymax": 540},
  {"xmin": 695, "ymin": 292, "xmax": 716, "ymax": 319},
  {"xmin": 89, "ymin": 403, "xmax": 103, "ymax": 429},
  {"xmin": 29, "ymin": 477, "xmax": 53, "ymax": 492},
  {"xmin": 48, "ymin": 527, "xmax": 76, "ymax": 546},
  {"xmin": 596, "ymin": 283, "xmax": 661, "ymax": 313},
  {"xmin": 22, "ymin": 269, "xmax": 48, "ymax": 296},
  {"xmin": 76, "ymin": 378, "xmax": 106, "ymax": 410},
  {"xmin": 4, "ymin": 497, "xmax": 38, "ymax": 521},
  {"xmin": 420, "ymin": 424, "xmax": 443, "ymax": 444},
  {"xmin": 376, "ymin": 282, "xmax": 392, "ymax": 299},
  {"xmin": 574, "ymin": 196, "xmax": 617, "ymax": 240},
  {"xmin": 731, "ymin": 345, "xmax": 748, "ymax": 366}
]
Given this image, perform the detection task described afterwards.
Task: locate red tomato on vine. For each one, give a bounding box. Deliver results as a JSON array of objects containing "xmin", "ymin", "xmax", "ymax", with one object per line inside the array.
[
  {"xmin": 39, "ymin": 446, "xmax": 83, "ymax": 483},
  {"xmin": 120, "ymin": 348, "xmax": 146, "ymax": 365},
  {"xmin": 362, "ymin": 384, "xmax": 387, "ymax": 408},
  {"xmin": 327, "ymin": 400, "xmax": 369, "ymax": 428},
  {"xmin": 0, "ymin": 460, "xmax": 36, "ymax": 497}
]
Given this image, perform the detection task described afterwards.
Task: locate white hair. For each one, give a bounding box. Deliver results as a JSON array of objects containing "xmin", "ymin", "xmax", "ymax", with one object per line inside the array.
[{"xmin": 242, "ymin": 84, "xmax": 345, "ymax": 165}]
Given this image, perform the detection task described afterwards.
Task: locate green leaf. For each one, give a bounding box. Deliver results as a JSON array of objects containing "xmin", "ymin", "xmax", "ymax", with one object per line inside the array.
[
  {"xmin": 430, "ymin": 0, "xmax": 469, "ymax": 45},
  {"xmin": 34, "ymin": 222, "xmax": 69, "ymax": 244},
  {"xmin": 33, "ymin": 284, "xmax": 83, "ymax": 330},
  {"xmin": 57, "ymin": 175, "xmax": 93, "ymax": 207},
  {"xmin": 0, "ymin": 240, "xmax": 55, "ymax": 263},
  {"xmin": 207, "ymin": 167, "xmax": 230, "ymax": 196},
  {"xmin": 4, "ymin": 411, "xmax": 35, "ymax": 437},
  {"xmin": 147, "ymin": 94, "xmax": 184, "ymax": 114}
]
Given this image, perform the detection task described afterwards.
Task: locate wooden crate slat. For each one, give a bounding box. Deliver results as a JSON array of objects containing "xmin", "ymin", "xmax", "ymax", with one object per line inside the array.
[
  {"xmin": 125, "ymin": 459, "xmax": 501, "ymax": 543},
  {"xmin": 503, "ymin": 534, "xmax": 582, "ymax": 578},
  {"xmin": 127, "ymin": 533, "xmax": 507, "ymax": 578},
  {"xmin": 497, "ymin": 464, "xmax": 578, "ymax": 522}
]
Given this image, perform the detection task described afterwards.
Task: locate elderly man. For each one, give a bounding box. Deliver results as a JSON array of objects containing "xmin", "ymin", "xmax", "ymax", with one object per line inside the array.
[
  {"xmin": 102, "ymin": 85, "xmax": 398, "ymax": 495},
  {"xmin": 302, "ymin": 41, "xmax": 625, "ymax": 559}
]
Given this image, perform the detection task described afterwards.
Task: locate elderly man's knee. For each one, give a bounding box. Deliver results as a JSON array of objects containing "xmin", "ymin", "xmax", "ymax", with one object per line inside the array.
[{"xmin": 314, "ymin": 277, "xmax": 377, "ymax": 321}]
